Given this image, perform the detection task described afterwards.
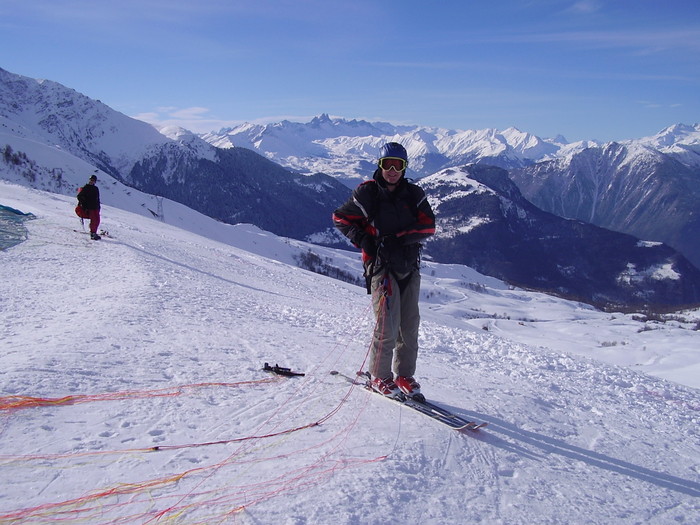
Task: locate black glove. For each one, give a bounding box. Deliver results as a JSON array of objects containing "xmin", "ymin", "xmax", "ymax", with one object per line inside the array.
[{"xmin": 359, "ymin": 234, "xmax": 377, "ymax": 258}]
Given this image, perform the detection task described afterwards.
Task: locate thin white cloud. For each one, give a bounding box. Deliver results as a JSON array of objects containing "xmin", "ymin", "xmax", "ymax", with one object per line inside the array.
[
  {"xmin": 564, "ymin": 1, "xmax": 603, "ymax": 15},
  {"xmin": 131, "ymin": 106, "xmax": 319, "ymax": 133},
  {"xmin": 168, "ymin": 107, "xmax": 212, "ymax": 119},
  {"xmin": 486, "ymin": 28, "xmax": 700, "ymax": 52},
  {"xmin": 636, "ymin": 101, "xmax": 684, "ymax": 110}
]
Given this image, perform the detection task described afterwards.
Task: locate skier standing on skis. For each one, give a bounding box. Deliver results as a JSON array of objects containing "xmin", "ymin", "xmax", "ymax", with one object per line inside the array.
[
  {"xmin": 77, "ymin": 174, "xmax": 101, "ymax": 240},
  {"xmin": 333, "ymin": 142, "xmax": 435, "ymax": 397}
]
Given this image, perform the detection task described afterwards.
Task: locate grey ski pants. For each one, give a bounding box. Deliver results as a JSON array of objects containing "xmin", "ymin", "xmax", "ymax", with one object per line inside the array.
[{"xmin": 368, "ymin": 269, "xmax": 421, "ymax": 379}]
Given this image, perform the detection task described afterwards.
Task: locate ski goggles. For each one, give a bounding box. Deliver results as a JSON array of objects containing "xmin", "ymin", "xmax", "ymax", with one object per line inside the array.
[{"xmin": 378, "ymin": 157, "xmax": 407, "ymax": 171}]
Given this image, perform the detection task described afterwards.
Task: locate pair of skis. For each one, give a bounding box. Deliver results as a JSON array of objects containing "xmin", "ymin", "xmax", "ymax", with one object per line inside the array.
[
  {"xmin": 331, "ymin": 371, "xmax": 487, "ymax": 432},
  {"xmin": 74, "ymin": 228, "xmax": 113, "ymax": 239}
]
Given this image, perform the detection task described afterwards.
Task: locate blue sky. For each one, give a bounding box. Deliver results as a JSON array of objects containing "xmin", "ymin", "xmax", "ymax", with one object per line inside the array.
[{"xmin": 1, "ymin": 0, "xmax": 698, "ymax": 142}]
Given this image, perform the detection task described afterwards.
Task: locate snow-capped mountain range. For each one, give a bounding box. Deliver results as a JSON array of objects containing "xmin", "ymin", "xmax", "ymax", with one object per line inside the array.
[
  {"xmin": 204, "ymin": 114, "xmax": 573, "ymax": 185},
  {"xmin": 2, "ymin": 66, "xmax": 700, "ymax": 310},
  {"xmin": 205, "ymin": 115, "xmax": 700, "ymax": 183}
]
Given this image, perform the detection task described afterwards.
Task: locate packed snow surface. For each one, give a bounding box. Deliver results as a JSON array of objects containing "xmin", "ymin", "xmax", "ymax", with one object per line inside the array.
[{"xmin": 1, "ymin": 182, "xmax": 699, "ymax": 524}]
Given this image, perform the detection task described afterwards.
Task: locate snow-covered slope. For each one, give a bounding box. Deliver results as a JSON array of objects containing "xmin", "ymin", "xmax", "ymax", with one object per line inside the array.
[{"xmin": 1, "ymin": 181, "xmax": 699, "ymax": 524}]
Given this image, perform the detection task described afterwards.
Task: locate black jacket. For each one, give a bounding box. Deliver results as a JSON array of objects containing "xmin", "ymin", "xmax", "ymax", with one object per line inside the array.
[
  {"xmin": 77, "ymin": 184, "xmax": 100, "ymax": 210},
  {"xmin": 333, "ymin": 169, "xmax": 435, "ymax": 274}
]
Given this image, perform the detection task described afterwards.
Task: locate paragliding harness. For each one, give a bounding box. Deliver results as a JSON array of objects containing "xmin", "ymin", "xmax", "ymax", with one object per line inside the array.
[{"xmin": 364, "ymin": 239, "xmax": 422, "ymax": 296}]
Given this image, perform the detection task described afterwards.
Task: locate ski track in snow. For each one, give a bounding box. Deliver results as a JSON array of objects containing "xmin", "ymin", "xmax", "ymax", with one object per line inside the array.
[{"xmin": 1, "ymin": 184, "xmax": 699, "ymax": 524}]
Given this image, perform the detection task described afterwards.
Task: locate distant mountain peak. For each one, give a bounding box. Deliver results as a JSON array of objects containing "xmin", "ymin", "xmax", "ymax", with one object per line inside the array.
[{"xmin": 309, "ymin": 113, "xmax": 333, "ymax": 125}]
